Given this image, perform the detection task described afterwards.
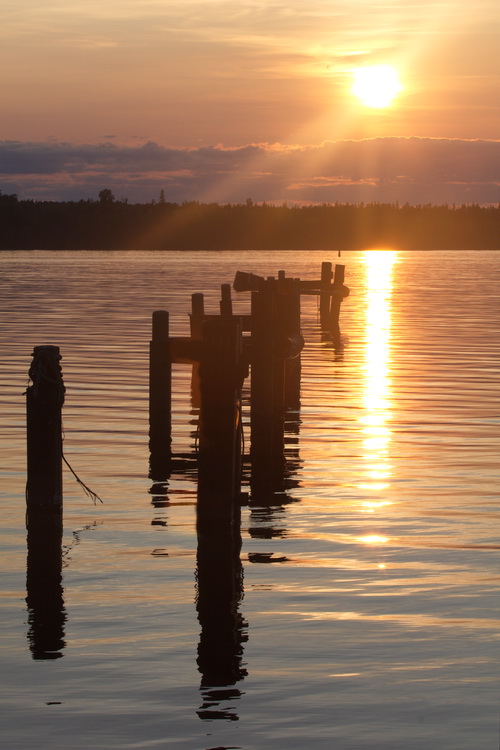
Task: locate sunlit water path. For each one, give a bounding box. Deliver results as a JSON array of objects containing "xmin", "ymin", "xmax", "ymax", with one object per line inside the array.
[{"xmin": 0, "ymin": 250, "xmax": 498, "ymax": 749}]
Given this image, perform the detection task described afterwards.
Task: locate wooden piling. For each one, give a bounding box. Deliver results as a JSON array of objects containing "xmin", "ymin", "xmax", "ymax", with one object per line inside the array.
[
  {"xmin": 149, "ymin": 311, "xmax": 171, "ymax": 474},
  {"xmin": 250, "ymin": 282, "xmax": 288, "ymax": 490},
  {"xmin": 329, "ymin": 263, "xmax": 346, "ymax": 335},
  {"xmin": 197, "ymin": 318, "xmax": 243, "ymax": 517},
  {"xmin": 250, "ymin": 285, "xmax": 275, "ymax": 468},
  {"xmin": 320, "ymin": 261, "xmax": 333, "ymax": 326},
  {"xmin": 190, "ymin": 293, "xmax": 205, "ymax": 339},
  {"xmin": 190, "ymin": 294, "xmax": 205, "ymax": 407},
  {"xmin": 26, "ymin": 345, "xmax": 64, "ymax": 514},
  {"xmin": 220, "ymin": 283, "xmax": 233, "ymax": 318},
  {"xmin": 283, "ymin": 277, "xmax": 302, "ymax": 409}
]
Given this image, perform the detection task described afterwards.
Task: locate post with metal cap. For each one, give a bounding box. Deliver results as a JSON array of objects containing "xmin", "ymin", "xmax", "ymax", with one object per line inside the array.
[{"xmin": 26, "ymin": 345, "xmax": 64, "ymax": 515}]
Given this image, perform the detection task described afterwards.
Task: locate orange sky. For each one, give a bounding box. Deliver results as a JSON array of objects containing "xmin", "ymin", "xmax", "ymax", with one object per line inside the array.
[{"xmin": 1, "ymin": 0, "xmax": 499, "ymax": 203}]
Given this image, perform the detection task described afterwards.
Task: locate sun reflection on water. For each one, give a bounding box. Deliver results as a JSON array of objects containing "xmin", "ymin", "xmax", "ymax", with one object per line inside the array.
[{"xmin": 358, "ymin": 250, "xmax": 397, "ymax": 500}]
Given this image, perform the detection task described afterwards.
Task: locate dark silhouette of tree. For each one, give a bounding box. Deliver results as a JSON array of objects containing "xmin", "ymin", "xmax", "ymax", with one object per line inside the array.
[{"xmin": 98, "ymin": 188, "xmax": 115, "ymax": 204}]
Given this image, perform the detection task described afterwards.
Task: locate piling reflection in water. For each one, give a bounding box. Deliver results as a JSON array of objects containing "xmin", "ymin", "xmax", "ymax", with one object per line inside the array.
[
  {"xmin": 248, "ymin": 395, "xmax": 302, "ymax": 546},
  {"xmin": 26, "ymin": 514, "xmax": 66, "ymax": 660},
  {"xmin": 358, "ymin": 250, "xmax": 396, "ymax": 512},
  {"xmin": 195, "ymin": 509, "xmax": 248, "ymax": 721},
  {"xmin": 149, "ymin": 407, "xmax": 199, "ymax": 510}
]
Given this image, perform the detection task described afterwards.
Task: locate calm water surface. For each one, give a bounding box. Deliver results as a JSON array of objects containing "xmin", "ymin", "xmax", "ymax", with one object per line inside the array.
[{"xmin": 0, "ymin": 250, "xmax": 499, "ymax": 749}]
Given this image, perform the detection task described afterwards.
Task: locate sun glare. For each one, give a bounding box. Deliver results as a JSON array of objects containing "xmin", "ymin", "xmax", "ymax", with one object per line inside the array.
[{"xmin": 352, "ymin": 65, "xmax": 402, "ymax": 108}]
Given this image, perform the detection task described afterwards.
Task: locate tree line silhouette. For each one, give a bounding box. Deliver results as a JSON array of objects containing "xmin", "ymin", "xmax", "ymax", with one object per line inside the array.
[{"xmin": 1, "ymin": 191, "xmax": 499, "ymax": 250}]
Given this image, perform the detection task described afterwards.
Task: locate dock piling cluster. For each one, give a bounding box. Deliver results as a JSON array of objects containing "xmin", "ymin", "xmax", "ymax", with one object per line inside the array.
[
  {"xmin": 24, "ymin": 260, "xmax": 348, "ymax": 662},
  {"xmin": 148, "ymin": 262, "xmax": 349, "ymax": 511}
]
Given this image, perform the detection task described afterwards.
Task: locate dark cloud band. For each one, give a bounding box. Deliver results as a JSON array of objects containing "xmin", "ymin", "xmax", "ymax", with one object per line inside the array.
[{"xmin": 1, "ymin": 137, "xmax": 498, "ymax": 205}]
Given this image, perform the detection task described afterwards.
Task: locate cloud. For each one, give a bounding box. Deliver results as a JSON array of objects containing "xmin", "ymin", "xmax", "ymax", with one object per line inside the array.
[{"xmin": 0, "ymin": 137, "xmax": 498, "ymax": 205}]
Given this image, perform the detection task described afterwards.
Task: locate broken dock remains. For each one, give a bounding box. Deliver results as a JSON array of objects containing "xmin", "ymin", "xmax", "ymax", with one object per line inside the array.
[{"xmin": 148, "ymin": 262, "xmax": 350, "ymax": 513}]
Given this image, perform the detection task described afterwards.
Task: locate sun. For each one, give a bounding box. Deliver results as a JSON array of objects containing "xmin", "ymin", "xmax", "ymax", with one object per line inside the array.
[{"xmin": 352, "ymin": 65, "xmax": 402, "ymax": 108}]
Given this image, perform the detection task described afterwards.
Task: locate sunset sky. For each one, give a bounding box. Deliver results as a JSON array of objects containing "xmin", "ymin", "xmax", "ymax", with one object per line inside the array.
[{"xmin": 1, "ymin": 0, "xmax": 499, "ymax": 204}]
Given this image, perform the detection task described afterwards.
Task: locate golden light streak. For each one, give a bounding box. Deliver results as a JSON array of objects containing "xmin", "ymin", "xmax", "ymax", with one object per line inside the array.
[{"xmin": 356, "ymin": 250, "xmax": 396, "ymax": 502}]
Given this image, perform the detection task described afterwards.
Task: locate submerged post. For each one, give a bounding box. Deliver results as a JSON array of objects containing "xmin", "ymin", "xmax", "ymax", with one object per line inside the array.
[
  {"xmin": 149, "ymin": 311, "xmax": 171, "ymax": 471},
  {"xmin": 26, "ymin": 345, "xmax": 64, "ymax": 514}
]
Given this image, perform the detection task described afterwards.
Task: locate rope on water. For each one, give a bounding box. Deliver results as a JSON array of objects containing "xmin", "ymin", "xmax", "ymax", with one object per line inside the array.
[{"xmin": 62, "ymin": 449, "xmax": 104, "ymax": 505}]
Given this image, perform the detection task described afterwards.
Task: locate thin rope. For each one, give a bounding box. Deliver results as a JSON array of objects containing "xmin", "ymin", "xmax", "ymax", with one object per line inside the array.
[
  {"xmin": 62, "ymin": 451, "xmax": 103, "ymax": 505},
  {"xmin": 61, "ymin": 422, "xmax": 103, "ymax": 504}
]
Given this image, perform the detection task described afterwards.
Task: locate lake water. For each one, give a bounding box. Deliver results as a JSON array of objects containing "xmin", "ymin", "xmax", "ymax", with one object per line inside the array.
[{"xmin": 0, "ymin": 249, "xmax": 499, "ymax": 750}]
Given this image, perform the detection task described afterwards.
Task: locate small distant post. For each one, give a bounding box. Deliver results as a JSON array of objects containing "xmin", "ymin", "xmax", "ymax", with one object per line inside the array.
[
  {"xmin": 26, "ymin": 345, "xmax": 64, "ymax": 515},
  {"xmin": 149, "ymin": 311, "xmax": 171, "ymax": 470},
  {"xmin": 329, "ymin": 264, "xmax": 346, "ymax": 335},
  {"xmin": 220, "ymin": 284, "xmax": 233, "ymax": 318},
  {"xmin": 320, "ymin": 262, "xmax": 333, "ymax": 326},
  {"xmin": 190, "ymin": 293, "xmax": 205, "ymax": 339}
]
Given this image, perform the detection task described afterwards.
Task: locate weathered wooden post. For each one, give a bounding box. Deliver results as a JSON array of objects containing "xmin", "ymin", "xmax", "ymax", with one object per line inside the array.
[
  {"xmin": 26, "ymin": 345, "xmax": 64, "ymax": 515},
  {"xmin": 197, "ymin": 318, "xmax": 244, "ymax": 519},
  {"xmin": 250, "ymin": 283, "xmax": 275, "ymax": 475},
  {"xmin": 190, "ymin": 293, "xmax": 205, "ymax": 338},
  {"xmin": 271, "ymin": 278, "xmax": 286, "ymax": 462},
  {"xmin": 220, "ymin": 283, "xmax": 233, "ymax": 318},
  {"xmin": 190, "ymin": 293, "xmax": 205, "ymax": 407},
  {"xmin": 149, "ymin": 311, "xmax": 171, "ymax": 477},
  {"xmin": 250, "ymin": 280, "xmax": 289, "ymax": 493},
  {"xmin": 320, "ymin": 261, "xmax": 333, "ymax": 326},
  {"xmin": 25, "ymin": 345, "xmax": 66, "ymax": 659},
  {"xmin": 329, "ymin": 263, "xmax": 345, "ymax": 331},
  {"xmin": 283, "ymin": 277, "xmax": 302, "ymax": 409}
]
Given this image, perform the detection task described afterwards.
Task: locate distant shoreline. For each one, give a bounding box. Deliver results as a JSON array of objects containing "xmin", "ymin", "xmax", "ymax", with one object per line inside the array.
[{"xmin": 1, "ymin": 196, "xmax": 499, "ymax": 251}]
